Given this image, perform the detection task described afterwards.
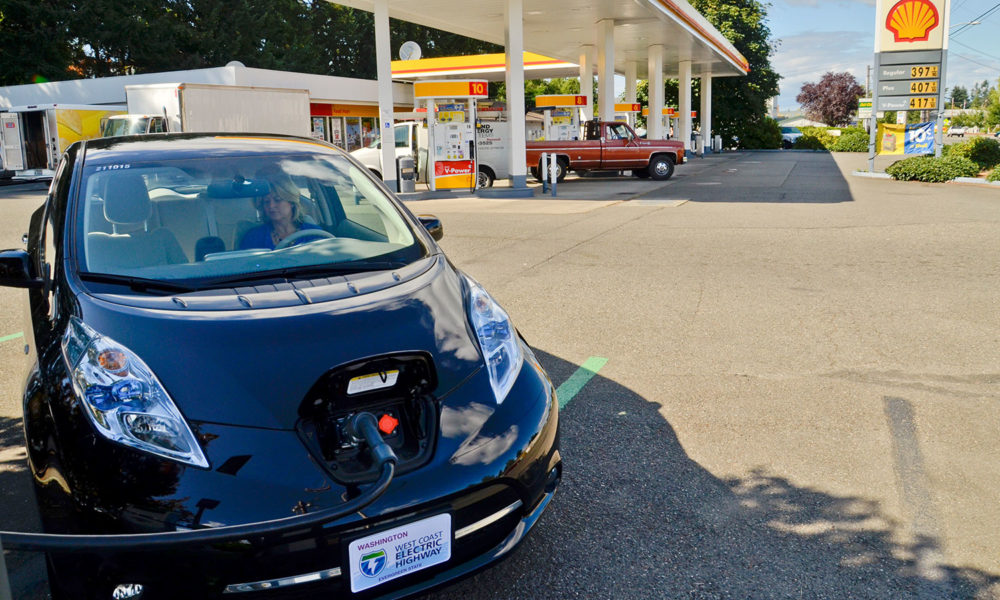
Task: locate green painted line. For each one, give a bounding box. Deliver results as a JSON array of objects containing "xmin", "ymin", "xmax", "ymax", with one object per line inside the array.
[
  {"xmin": 556, "ymin": 356, "xmax": 608, "ymax": 409},
  {"xmin": 0, "ymin": 332, "xmax": 24, "ymax": 344}
]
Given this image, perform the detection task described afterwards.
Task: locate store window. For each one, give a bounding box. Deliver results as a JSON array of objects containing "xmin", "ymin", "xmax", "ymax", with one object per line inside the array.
[
  {"xmin": 345, "ymin": 117, "xmax": 362, "ymax": 151},
  {"xmin": 330, "ymin": 118, "xmax": 345, "ymax": 149},
  {"xmin": 361, "ymin": 117, "xmax": 377, "ymax": 148}
]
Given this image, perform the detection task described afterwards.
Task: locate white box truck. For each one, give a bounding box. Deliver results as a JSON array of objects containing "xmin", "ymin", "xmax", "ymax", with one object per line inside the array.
[
  {"xmin": 351, "ymin": 119, "xmax": 509, "ymax": 189},
  {"xmin": 101, "ymin": 83, "xmax": 311, "ymax": 137},
  {"xmin": 1, "ymin": 104, "xmax": 126, "ymax": 178}
]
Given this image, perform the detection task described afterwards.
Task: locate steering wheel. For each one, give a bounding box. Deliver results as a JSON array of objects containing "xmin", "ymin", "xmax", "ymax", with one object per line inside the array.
[{"xmin": 274, "ymin": 228, "xmax": 335, "ymax": 249}]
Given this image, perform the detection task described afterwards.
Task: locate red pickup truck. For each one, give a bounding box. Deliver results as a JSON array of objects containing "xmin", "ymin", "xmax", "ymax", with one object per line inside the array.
[{"xmin": 526, "ymin": 120, "xmax": 685, "ymax": 182}]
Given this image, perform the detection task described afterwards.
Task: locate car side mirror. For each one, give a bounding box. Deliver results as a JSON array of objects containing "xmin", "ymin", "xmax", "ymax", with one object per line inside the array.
[
  {"xmin": 418, "ymin": 215, "xmax": 444, "ymax": 241},
  {"xmin": 0, "ymin": 249, "xmax": 44, "ymax": 289}
]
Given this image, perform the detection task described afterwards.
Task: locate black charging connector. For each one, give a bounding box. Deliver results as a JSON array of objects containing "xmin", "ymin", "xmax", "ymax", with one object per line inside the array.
[{"xmin": 347, "ymin": 412, "xmax": 399, "ymax": 467}]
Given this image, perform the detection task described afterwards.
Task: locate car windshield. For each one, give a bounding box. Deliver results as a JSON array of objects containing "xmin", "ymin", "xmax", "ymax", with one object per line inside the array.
[
  {"xmin": 781, "ymin": 127, "xmax": 801, "ymax": 134},
  {"xmin": 103, "ymin": 117, "xmax": 150, "ymax": 137},
  {"xmin": 76, "ymin": 146, "xmax": 424, "ymax": 292}
]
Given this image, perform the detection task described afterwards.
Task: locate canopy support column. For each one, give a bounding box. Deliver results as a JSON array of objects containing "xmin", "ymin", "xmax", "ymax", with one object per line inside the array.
[
  {"xmin": 596, "ymin": 19, "xmax": 615, "ymax": 123},
  {"xmin": 625, "ymin": 61, "xmax": 637, "ymax": 128},
  {"xmin": 375, "ymin": 0, "xmax": 396, "ymax": 190},
  {"xmin": 700, "ymin": 73, "xmax": 713, "ymax": 154},
  {"xmin": 505, "ymin": 0, "xmax": 528, "ymax": 189},
  {"xmin": 679, "ymin": 60, "xmax": 692, "ymax": 152},
  {"xmin": 579, "ymin": 45, "xmax": 595, "ymax": 122},
  {"xmin": 647, "ymin": 45, "xmax": 664, "ymax": 140}
]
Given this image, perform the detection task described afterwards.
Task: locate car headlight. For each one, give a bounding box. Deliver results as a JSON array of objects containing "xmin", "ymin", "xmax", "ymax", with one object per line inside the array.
[
  {"xmin": 61, "ymin": 317, "xmax": 209, "ymax": 468},
  {"xmin": 463, "ymin": 275, "xmax": 523, "ymax": 405}
]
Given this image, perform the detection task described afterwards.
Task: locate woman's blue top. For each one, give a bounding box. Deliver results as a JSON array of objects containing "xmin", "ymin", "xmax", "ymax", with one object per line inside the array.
[{"xmin": 239, "ymin": 222, "xmax": 323, "ymax": 250}]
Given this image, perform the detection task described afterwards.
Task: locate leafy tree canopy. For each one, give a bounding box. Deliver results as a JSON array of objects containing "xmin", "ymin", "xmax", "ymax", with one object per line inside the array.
[
  {"xmin": 796, "ymin": 71, "xmax": 865, "ymax": 126},
  {"xmin": 0, "ymin": 0, "xmax": 499, "ymax": 85},
  {"xmin": 634, "ymin": 0, "xmax": 780, "ymax": 147}
]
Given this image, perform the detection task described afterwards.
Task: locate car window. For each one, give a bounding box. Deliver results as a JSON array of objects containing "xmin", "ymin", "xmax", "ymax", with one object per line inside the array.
[{"xmin": 76, "ymin": 150, "xmax": 424, "ymax": 289}]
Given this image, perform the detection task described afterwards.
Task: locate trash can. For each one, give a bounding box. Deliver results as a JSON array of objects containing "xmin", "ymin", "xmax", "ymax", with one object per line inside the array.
[{"xmin": 397, "ymin": 155, "xmax": 416, "ymax": 193}]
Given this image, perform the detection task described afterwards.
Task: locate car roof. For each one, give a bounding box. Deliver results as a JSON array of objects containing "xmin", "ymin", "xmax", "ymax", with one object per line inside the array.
[{"xmin": 81, "ymin": 133, "xmax": 342, "ymax": 165}]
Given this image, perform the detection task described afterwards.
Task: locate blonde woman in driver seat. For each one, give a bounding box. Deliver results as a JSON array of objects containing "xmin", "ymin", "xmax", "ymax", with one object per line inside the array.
[{"xmin": 239, "ymin": 173, "xmax": 324, "ymax": 250}]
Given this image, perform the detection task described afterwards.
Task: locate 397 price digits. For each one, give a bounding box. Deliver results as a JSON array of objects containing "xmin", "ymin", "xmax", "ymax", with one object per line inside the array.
[
  {"xmin": 910, "ymin": 65, "xmax": 939, "ymax": 78},
  {"xmin": 909, "ymin": 97, "xmax": 937, "ymax": 109},
  {"xmin": 909, "ymin": 81, "xmax": 937, "ymax": 94}
]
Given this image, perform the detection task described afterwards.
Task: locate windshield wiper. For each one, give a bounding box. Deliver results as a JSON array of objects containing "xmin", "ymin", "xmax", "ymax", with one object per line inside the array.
[
  {"xmin": 78, "ymin": 272, "xmax": 199, "ymax": 294},
  {"xmin": 197, "ymin": 261, "xmax": 410, "ymax": 289}
]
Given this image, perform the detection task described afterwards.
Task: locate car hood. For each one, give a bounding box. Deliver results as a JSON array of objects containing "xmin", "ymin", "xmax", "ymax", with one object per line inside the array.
[{"xmin": 75, "ymin": 255, "xmax": 483, "ymax": 429}]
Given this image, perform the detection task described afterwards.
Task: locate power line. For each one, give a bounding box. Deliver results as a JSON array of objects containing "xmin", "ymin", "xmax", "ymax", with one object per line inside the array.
[
  {"xmin": 950, "ymin": 51, "xmax": 1000, "ymax": 71},
  {"xmin": 951, "ymin": 2, "xmax": 1000, "ymax": 36},
  {"xmin": 951, "ymin": 38, "xmax": 1000, "ymax": 63}
]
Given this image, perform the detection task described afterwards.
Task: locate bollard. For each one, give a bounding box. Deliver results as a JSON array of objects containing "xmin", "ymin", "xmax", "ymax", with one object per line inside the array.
[
  {"xmin": 540, "ymin": 153, "xmax": 549, "ymax": 194},
  {"xmin": 549, "ymin": 154, "xmax": 557, "ymax": 197},
  {"xmin": 0, "ymin": 537, "xmax": 12, "ymax": 600}
]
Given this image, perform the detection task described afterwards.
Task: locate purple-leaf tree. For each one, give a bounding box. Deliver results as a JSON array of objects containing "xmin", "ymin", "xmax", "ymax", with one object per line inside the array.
[{"xmin": 796, "ymin": 72, "xmax": 866, "ymax": 126}]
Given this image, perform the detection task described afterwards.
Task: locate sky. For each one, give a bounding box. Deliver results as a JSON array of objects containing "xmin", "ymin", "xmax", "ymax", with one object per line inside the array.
[{"xmin": 767, "ymin": 0, "xmax": 1000, "ymax": 112}]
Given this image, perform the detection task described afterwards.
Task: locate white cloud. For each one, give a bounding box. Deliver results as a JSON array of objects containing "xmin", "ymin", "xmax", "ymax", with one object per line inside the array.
[{"xmin": 773, "ymin": 31, "xmax": 874, "ymax": 110}]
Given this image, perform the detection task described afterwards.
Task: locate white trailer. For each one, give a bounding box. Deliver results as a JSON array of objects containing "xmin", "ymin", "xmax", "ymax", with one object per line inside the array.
[
  {"xmin": 103, "ymin": 83, "xmax": 311, "ymax": 137},
  {"xmin": 1, "ymin": 104, "xmax": 125, "ymax": 178}
]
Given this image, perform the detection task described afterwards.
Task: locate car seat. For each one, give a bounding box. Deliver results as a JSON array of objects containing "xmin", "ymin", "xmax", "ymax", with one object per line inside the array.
[{"xmin": 85, "ymin": 173, "xmax": 187, "ymax": 272}]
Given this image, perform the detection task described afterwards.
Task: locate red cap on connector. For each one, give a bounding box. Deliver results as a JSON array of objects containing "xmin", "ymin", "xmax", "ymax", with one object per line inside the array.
[{"xmin": 378, "ymin": 414, "xmax": 399, "ymax": 435}]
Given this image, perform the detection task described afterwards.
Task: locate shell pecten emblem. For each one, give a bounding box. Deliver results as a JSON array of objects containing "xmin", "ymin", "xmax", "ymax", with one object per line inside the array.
[{"xmin": 885, "ymin": 0, "xmax": 940, "ymax": 42}]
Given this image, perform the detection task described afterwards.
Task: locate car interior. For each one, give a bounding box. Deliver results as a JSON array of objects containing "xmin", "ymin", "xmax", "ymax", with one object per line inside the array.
[{"xmin": 80, "ymin": 158, "xmax": 409, "ymax": 277}]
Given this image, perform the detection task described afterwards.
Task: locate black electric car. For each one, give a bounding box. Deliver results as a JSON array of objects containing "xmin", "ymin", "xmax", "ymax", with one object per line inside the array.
[{"xmin": 0, "ymin": 134, "xmax": 560, "ymax": 599}]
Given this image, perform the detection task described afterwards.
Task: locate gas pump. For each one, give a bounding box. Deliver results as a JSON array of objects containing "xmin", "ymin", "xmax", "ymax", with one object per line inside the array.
[
  {"xmin": 613, "ymin": 103, "xmax": 641, "ymax": 128},
  {"xmin": 413, "ymin": 80, "xmax": 489, "ymax": 192},
  {"xmin": 533, "ymin": 95, "xmax": 587, "ymax": 141}
]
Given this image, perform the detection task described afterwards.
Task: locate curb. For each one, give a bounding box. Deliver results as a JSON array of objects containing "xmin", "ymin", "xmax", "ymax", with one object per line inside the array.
[{"xmin": 952, "ymin": 177, "xmax": 1000, "ymax": 187}]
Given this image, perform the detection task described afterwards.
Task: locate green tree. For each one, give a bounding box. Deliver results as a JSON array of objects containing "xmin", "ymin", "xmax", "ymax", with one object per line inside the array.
[
  {"xmin": 949, "ymin": 85, "xmax": 969, "ymax": 108},
  {"xmin": 1, "ymin": 0, "xmax": 502, "ymax": 84},
  {"xmin": 971, "ymin": 80, "xmax": 991, "ymax": 108},
  {"xmin": 635, "ymin": 0, "xmax": 779, "ymax": 147},
  {"xmin": 0, "ymin": 0, "xmax": 76, "ymax": 85}
]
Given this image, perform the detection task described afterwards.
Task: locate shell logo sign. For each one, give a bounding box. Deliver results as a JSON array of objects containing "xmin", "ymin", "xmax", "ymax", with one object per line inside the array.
[
  {"xmin": 876, "ymin": 0, "xmax": 947, "ymax": 52},
  {"xmin": 886, "ymin": 0, "xmax": 939, "ymax": 42}
]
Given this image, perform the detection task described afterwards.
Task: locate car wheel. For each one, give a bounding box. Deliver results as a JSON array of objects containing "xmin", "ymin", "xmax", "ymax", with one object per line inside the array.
[
  {"xmin": 555, "ymin": 159, "xmax": 568, "ymax": 182},
  {"xmin": 534, "ymin": 158, "xmax": 567, "ymax": 182},
  {"xmin": 477, "ymin": 167, "xmax": 495, "ymax": 188},
  {"xmin": 633, "ymin": 168, "xmax": 650, "ymax": 178},
  {"xmin": 648, "ymin": 155, "xmax": 675, "ymax": 181}
]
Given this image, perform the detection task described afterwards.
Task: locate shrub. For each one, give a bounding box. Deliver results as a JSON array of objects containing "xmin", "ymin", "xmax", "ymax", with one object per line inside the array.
[
  {"xmin": 987, "ymin": 168, "xmax": 1000, "ymax": 183},
  {"xmin": 886, "ymin": 155, "xmax": 980, "ymax": 182},
  {"xmin": 831, "ymin": 130, "xmax": 870, "ymax": 152},
  {"xmin": 793, "ymin": 127, "xmax": 834, "ymax": 150},
  {"xmin": 739, "ymin": 117, "xmax": 783, "ymax": 149},
  {"xmin": 945, "ymin": 136, "xmax": 1000, "ymax": 170}
]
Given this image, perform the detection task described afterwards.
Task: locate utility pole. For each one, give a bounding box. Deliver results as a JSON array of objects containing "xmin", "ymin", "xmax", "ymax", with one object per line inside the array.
[{"xmin": 866, "ymin": 65, "xmax": 872, "ymax": 95}]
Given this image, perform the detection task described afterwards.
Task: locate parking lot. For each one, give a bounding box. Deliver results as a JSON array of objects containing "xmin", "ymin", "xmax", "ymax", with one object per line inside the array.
[{"xmin": 2, "ymin": 151, "xmax": 999, "ymax": 598}]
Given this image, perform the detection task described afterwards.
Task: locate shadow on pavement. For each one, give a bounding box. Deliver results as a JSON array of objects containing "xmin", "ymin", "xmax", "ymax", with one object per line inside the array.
[
  {"xmin": 0, "ymin": 415, "xmax": 48, "ymax": 599},
  {"xmin": 426, "ymin": 349, "xmax": 998, "ymax": 600},
  {"xmin": 650, "ymin": 151, "xmax": 854, "ymax": 204}
]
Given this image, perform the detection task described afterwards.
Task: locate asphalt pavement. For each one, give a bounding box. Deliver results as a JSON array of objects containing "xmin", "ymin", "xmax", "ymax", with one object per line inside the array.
[{"xmin": 1, "ymin": 152, "xmax": 998, "ymax": 599}]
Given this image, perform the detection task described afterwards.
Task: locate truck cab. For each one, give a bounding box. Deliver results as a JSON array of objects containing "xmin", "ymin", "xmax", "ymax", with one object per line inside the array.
[{"xmin": 102, "ymin": 114, "xmax": 169, "ymax": 137}]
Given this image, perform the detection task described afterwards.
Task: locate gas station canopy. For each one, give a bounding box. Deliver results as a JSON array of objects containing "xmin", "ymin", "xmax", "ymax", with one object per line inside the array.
[
  {"xmin": 334, "ymin": 0, "xmax": 748, "ymax": 78},
  {"xmin": 392, "ymin": 52, "xmax": 580, "ymax": 81}
]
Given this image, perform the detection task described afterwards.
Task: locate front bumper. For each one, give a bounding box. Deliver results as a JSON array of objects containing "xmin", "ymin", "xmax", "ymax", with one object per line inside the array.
[{"xmin": 42, "ymin": 347, "xmax": 560, "ymax": 599}]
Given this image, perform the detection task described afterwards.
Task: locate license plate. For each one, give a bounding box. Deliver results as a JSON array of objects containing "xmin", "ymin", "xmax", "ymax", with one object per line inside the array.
[{"xmin": 347, "ymin": 514, "xmax": 451, "ymax": 593}]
